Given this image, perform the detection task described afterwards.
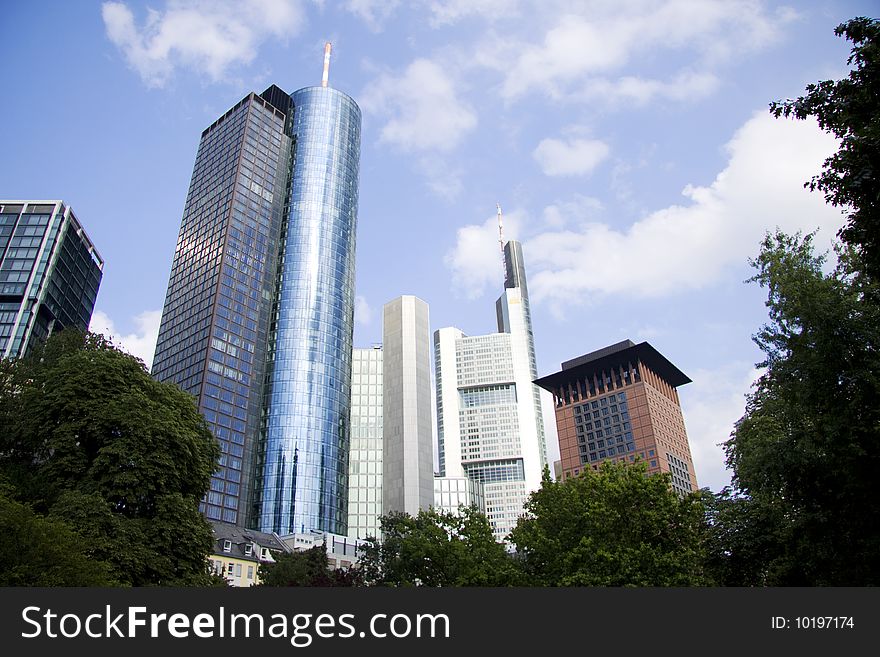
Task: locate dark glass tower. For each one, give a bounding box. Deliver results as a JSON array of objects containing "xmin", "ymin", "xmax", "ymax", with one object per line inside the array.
[
  {"xmin": 153, "ymin": 72, "xmax": 360, "ymax": 534},
  {"xmin": 152, "ymin": 90, "xmax": 289, "ymax": 526},
  {"xmin": 0, "ymin": 200, "xmax": 103, "ymax": 359}
]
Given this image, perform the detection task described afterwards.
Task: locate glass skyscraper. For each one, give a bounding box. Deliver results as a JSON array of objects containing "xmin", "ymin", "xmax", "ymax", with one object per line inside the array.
[
  {"xmin": 348, "ymin": 346, "xmax": 383, "ymax": 540},
  {"xmin": 258, "ymin": 86, "xmax": 360, "ymax": 536},
  {"xmin": 0, "ymin": 200, "xmax": 103, "ymax": 359},
  {"xmin": 434, "ymin": 239, "xmax": 548, "ymax": 542},
  {"xmin": 153, "ymin": 76, "xmax": 361, "ymax": 535}
]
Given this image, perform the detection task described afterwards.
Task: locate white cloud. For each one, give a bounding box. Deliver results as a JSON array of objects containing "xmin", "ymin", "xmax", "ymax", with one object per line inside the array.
[
  {"xmin": 444, "ymin": 209, "xmax": 522, "ymax": 299},
  {"xmin": 575, "ymin": 70, "xmax": 720, "ymax": 107},
  {"xmin": 89, "ymin": 309, "xmax": 162, "ymax": 370},
  {"xmin": 418, "ymin": 157, "xmax": 465, "ymax": 201},
  {"xmin": 355, "ymin": 295, "xmax": 373, "ymax": 325},
  {"xmin": 102, "ymin": 0, "xmax": 305, "ymax": 87},
  {"xmin": 500, "ymin": 15, "xmax": 632, "ymax": 99},
  {"xmin": 522, "ymin": 111, "xmax": 843, "ymax": 305},
  {"xmin": 680, "ymin": 363, "xmax": 761, "ymax": 492},
  {"xmin": 541, "ymin": 196, "xmax": 604, "ymax": 229},
  {"xmin": 491, "ymin": 1, "xmax": 796, "ymax": 101},
  {"xmin": 360, "ymin": 58, "xmax": 477, "ymax": 152},
  {"xmin": 345, "ymin": 0, "xmax": 399, "ymax": 32},
  {"xmin": 533, "ymin": 137, "xmax": 610, "ymax": 177},
  {"xmin": 425, "ymin": 0, "xmax": 520, "ymax": 26}
]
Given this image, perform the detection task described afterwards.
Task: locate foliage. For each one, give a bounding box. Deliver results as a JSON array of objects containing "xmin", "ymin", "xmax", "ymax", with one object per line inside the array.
[
  {"xmin": 358, "ymin": 506, "xmax": 521, "ymax": 586},
  {"xmin": 509, "ymin": 463, "xmax": 711, "ymax": 586},
  {"xmin": 702, "ymin": 489, "xmax": 787, "ymax": 586},
  {"xmin": 711, "ymin": 17, "xmax": 880, "ymax": 586},
  {"xmin": 258, "ymin": 544, "xmax": 361, "ymax": 587},
  {"xmin": 770, "ymin": 17, "xmax": 880, "ymax": 278},
  {"xmin": 0, "ymin": 330, "xmax": 221, "ymax": 586},
  {"xmin": 0, "ymin": 480, "xmax": 114, "ymax": 586},
  {"xmin": 722, "ymin": 232, "xmax": 880, "ymax": 584}
]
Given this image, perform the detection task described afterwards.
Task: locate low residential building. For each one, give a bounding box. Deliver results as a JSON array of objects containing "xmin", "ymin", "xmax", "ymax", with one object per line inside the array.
[{"xmin": 209, "ymin": 522, "xmax": 289, "ymax": 586}]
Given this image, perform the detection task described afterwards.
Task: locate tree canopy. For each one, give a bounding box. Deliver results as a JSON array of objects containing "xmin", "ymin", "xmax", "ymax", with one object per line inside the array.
[
  {"xmin": 720, "ymin": 232, "xmax": 880, "ymax": 584},
  {"xmin": 358, "ymin": 506, "xmax": 521, "ymax": 586},
  {"xmin": 710, "ymin": 17, "xmax": 880, "ymax": 586},
  {"xmin": 510, "ymin": 463, "xmax": 711, "ymax": 586},
  {"xmin": 770, "ymin": 17, "xmax": 880, "ymax": 279},
  {"xmin": 258, "ymin": 545, "xmax": 361, "ymax": 587},
  {"xmin": 0, "ymin": 478, "xmax": 114, "ymax": 586},
  {"xmin": 0, "ymin": 330, "xmax": 221, "ymax": 585}
]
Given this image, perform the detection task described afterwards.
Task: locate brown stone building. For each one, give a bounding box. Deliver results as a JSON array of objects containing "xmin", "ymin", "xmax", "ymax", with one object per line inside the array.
[{"xmin": 534, "ymin": 340, "xmax": 697, "ymax": 495}]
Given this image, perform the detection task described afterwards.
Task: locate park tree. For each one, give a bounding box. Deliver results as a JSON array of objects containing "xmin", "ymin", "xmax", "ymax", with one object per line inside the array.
[
  {"xmin": 702, "ymin": 489, "xmax": 787, "ymax": 587},
  {"xmin": 258, "ymin": 544, "xmax": 361, "ymax": 587},
  {"xmin": 358, "ymin": 506, "xmax": 521, "ymax": 586},
  {"xmin": 0, "ymin": 330, "xmax": 221, "ymax": 586},
  {"xmin": 721, "ymin": 233, "xmax": 880, "ymax": 584},
  {"xmin": 0, "ymin": 478, "xmax": 114, "ymax": 586},
  {"xmin": 715, "ymin": 17, "xmax": 880, "ymax": 586},
  {"xmin": 509, "ymin": 463, "xmax": 711, "ymax": 586},
  {"xmin": 770, "ymin": 17, "xmax": 879, "ymax": 278}
]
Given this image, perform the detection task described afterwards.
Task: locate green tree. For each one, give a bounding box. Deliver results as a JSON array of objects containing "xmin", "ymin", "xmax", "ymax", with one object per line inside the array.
[
  {"xmin": 702, "ymin": 489, "xmax": 786, "ymax": 586},
  {"xmin": 722, "ymin": 232, "xmax": 880, "ymax": 584},
  {"xmin": 0, "ymin": 480, "xmax": 114, "ymax": 586},
  {"xmin": 358, "ymin": 506, "xmax": 521, "ymax": 586},
  {"xmin": 509, "ymin": 463, "xmax": 711, "ymax": 586},
  {"xmin": 770, "ymin": 17, "xmax": 880, "ymax": 278},
  {"xmin": 711, "ymin": 17, "xmax": 880, "ymax": 587},
  {"xmin": 0, "ymin": 330, "xmax": 221, "ymax": 586},
  {"xmin": 258, "ymin": 545, "xmax": 361, "ymax": 587}
]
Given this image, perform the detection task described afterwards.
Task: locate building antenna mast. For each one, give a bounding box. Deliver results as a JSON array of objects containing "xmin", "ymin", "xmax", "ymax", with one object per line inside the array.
[
  {"xmin": 497, "ymin": 202, "xmax": 505, "ymax": 251},
  {"xmin": 497, "ymin": 202, "xmax": 508, "ymax": 284},
  {"xmin": 322, "ymin": 42, "xmax": 332, "ymax": 87}
]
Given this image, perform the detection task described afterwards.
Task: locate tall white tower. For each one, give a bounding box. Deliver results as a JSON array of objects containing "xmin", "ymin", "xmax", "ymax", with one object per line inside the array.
[
  {"xmin": 434, "ymin": 233, "xmax": 547, "ymax": 542},
  {"xmin": 383, "ymin": 295, "xmax": 435, "ymax": 516}
]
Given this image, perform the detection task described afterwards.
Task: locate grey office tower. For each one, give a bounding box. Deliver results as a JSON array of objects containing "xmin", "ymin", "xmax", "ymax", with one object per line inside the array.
[{"xmin": 153, "ymin": 50, "xmax": 361, "ymax": 535}]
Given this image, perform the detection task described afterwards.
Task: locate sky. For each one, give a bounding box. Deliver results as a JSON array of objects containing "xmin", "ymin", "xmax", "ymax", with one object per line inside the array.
[{"xmin": 1, "ymin": 0, "xmax": 874, "ymax": 493}]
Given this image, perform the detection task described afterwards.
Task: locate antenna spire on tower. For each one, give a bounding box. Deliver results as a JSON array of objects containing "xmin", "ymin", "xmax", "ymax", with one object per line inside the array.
[
  {"xmin": 497, "ymin": 202, "xmax": 506, "ymax": 280},
  {"xmin": 497, "ymin": 202, "xmax": 504, "ymax": 254},
  {"xmin": 321, "ymin": 42, "xmax": 332, "ymax": 87}
]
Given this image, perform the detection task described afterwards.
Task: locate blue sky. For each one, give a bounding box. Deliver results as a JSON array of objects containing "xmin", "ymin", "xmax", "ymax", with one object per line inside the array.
[{"xmin": 1, "ymin": 0, "xmax": 873, "ymax": 492}]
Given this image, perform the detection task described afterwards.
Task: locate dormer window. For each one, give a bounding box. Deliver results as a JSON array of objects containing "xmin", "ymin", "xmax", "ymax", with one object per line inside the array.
[
  {"xmin": 244, "ymin": 544, "xmax": 253, "ymax": 556},
  {"xmin": 222, "ymin": 539, "xmax": 232, "ymax": 553},
  {"xmin": 260, "ymin": 547, "xmax": 270, "ymax": 560}
]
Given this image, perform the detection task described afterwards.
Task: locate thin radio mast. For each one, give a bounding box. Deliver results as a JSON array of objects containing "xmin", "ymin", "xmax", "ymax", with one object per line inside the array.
[
  {"xmin": 497, "ymin": 202, "xmax": 505, "ymax": 274},
  {"xmin": 321, "ymin": 42, "xmax": 332, "ymax": 87},
  {"xmin": 497, "ymin": 202, "xmax": 505, "ymax": 251}
]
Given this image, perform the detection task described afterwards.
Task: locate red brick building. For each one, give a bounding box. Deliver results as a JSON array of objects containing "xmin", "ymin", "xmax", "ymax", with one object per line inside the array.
[{"xmin": 535, "ymin": 340, "xmax": 697, "ymax": 495}]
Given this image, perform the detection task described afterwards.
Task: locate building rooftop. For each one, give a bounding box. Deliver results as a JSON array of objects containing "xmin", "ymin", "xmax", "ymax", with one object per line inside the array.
[
  {"xmin": 535, "ymin": 339, "xmax": 691, "ymax": 391},
  {"xmin": 210, "ymin": 522, "xmax": 289, "ymax": 562}
]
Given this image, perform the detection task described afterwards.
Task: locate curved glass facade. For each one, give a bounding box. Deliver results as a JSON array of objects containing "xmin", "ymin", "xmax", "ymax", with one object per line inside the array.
[{"xmin": 259, "ymin": 87, "xmax": 361, "ymax": 535}]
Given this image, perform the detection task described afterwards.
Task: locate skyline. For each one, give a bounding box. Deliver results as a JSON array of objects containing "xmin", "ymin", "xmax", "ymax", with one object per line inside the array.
[{"xmin": 1, "ymin": 0, "xmax": 873, "ymax": 494}]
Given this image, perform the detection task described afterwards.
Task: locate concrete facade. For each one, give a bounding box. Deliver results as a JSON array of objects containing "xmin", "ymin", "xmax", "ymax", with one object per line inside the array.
[{"xmin": 382, "ymin": 296, "xmax": 434, "ymax": 516}]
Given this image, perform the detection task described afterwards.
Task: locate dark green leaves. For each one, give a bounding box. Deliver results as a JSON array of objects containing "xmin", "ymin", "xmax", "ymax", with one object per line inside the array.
[
  {"xmin": 770, "ymin": 17, "xmax": 880, "ymax": 279},
  {"xmin": 0, "ymin": 330, "xmax": 221, "ymax": 586},
  {"xmin": 723, "ymin": 231, "xmax": 880, "ymax": 584}
]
